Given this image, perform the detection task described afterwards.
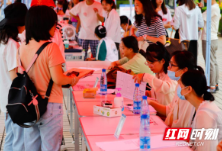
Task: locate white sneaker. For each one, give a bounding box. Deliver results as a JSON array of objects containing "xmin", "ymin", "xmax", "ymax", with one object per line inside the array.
[{"xmin": 60, "ymin": 145, "xmax": 67, "ymax": 151}]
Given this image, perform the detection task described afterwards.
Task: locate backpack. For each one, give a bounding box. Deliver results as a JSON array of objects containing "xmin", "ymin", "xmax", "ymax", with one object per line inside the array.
[{"xmin": 7, "ymin": 42, "xmax": 53, "ymax": 128}]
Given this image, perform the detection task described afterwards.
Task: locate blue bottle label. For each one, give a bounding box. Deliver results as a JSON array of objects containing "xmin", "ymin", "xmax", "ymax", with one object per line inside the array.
[
  {"xmin": 100, "ymin": 84, "xmax": 107, "ymax": 92},
  {"xmin": 140, "ymin": 137, "xmax": 145, "ymax": 149}
]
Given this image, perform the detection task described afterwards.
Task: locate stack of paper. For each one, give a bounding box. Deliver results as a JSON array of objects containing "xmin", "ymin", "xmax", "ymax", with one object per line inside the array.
[{"xmin": 96, "ymin": 135, "xmax": 185, "ymax": 151}]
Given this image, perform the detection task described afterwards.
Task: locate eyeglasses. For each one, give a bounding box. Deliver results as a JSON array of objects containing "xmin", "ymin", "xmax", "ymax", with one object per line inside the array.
[{"xmin": 169, "ymin": 62, "xmax": 178, "ymax": 68}]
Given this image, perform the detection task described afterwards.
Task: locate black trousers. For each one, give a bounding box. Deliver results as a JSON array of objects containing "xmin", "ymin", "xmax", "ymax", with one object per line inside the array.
[
  {"xmin": 115, "ymin": 43, "xmax": 120, "ymax": 59},
  {"xmin": 188, "ymin": 40, "xmax": 198, "ymax": 66}
]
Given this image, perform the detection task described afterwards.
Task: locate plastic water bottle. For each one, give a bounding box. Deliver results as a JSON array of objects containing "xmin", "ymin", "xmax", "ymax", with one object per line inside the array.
[
  {"xmin": 81, "ymin": 49, "xmax": 85, "ymax": 60},
  {"xmin": 100, "ymin": 69, "xmax": 107, "ymax": 105},
  {"xmin": 140, "ymin": 96, "xmax": 151, "ymax": 151},
  {"xmin": 133, "ymin": 83, "xmax": 141, "ymax": 114}
]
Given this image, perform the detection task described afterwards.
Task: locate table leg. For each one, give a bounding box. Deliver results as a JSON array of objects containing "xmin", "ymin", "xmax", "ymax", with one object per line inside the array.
[
  {"xmin": 81, "ymin": 127, "xmax": 86, "ymax": 151},
  {"xmin": 73, "ymin": 91, "xmax": 79, "ymax": 151}
]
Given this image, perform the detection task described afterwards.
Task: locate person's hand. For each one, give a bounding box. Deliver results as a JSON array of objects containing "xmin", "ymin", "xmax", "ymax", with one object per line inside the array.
[
  {"xmin": 70, "ymin": 77, "xmax": 79, "ymax": 86},
  {"xmin": 76, "ymin": 27, "xmax": 79, "ymax": 34},
  {"xmin": 93, "ymin": 8, "xmax": 98, "ymax": 13},
  {"xmin": 108, "ymin": 62, "xmax": 117, "ymax": 70},
  {"xmin": 217, "ymin": 141, "xmax": 222, "ymax": 151},
  {"xmin": 133, "ymin": 73, "xmax": 145, "ymax": 84},
  {"xmin": 137, "ymin": 36, "xmax": 144, "ymax": 41},
  {"xmin": 147, "ymin": 99, "xmax": 153, "ymax": 105}
]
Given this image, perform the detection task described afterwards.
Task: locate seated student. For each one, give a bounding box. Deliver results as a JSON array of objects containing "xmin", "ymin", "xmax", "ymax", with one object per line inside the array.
[
  {"xmin": 179, "ymin": 70, "xmax": 222, "ymax": 151},
  {"xmin": 147, "ymin": 51, "xmax": 201, "ymax": 127},
  {"xmin": 108, "ymin": 36, "xmax": 153, "ymax": 75},
  {"xmin": 19, "ymin": 6, "xmax": 79, "ymax": 151},
  {"xmin": 86, "ymin": 25, "xmax": 118, "ymax": 62},
  {"xmin": 133, "ymin": 43, "xmax": 177, "ymax": 106}
]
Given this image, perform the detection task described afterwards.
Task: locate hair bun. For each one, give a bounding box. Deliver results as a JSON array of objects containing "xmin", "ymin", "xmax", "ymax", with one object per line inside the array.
[{"xmin": 203, "ymin": 91, "xmax": 215, "ymax": 102}]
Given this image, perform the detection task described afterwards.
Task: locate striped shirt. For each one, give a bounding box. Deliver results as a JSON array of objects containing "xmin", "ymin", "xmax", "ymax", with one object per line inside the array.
[{"xmin": 134, "ymin": 16, "xmax": 166, "ymax": 43}]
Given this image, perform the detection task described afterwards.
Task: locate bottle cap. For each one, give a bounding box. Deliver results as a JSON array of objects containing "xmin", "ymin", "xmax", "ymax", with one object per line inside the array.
[
  {"xmin": 102, "ymin": 69, "xmax": 106, "ymax": 72},
  {"xmin": 135, "ymin": 83, "xmax": 139, "ymax": 87},
  {"xmin": 142, "ymin": 96, "xmax": 147, "ymax": 100},
  {"xmin": 116, "ymin": 88, "xmax": 121, "ymax": 97}
]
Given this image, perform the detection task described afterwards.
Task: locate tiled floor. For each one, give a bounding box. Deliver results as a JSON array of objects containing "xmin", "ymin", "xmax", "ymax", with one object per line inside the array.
[{"xmin": 0, "ymin": 38, "xmax": 222, "ymax": 151}]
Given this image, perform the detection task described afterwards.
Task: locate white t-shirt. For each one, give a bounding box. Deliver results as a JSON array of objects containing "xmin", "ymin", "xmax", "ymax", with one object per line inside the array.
[
  {"xmin": 0, "ymin": 38, "xmax": 19, "ymax": 112},
  {"xmin": 96, "ymin": 37, "xmax": 118, "ymax": 62},
  {"xmin": 104, "ymin": 9, "xmax": 121, "ymax": 43},
  {"xmin": 158, "ymin": 8, "xmax": 172, "ymax": 26},
  {"xmin": 201, "ymin": 4, "xmax": 220, "ymax": 40},
  {"xmin": 70, "ymin": 1, "xmax": 103, "ymax": 40}
]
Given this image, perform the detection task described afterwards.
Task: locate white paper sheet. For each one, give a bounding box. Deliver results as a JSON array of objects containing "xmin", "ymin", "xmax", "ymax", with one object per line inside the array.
[
  {"xmin": 116, "ymin": 71, "xmax": 146, "ymax": 100},
  {"xmin": 96, "ymin": 134, "xmax": 184, "ymax": 151}
]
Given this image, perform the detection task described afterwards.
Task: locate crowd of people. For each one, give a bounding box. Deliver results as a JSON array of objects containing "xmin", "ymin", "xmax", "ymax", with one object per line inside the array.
[{"xmin": 0, "ymin": 0, "xmax": 221, "ymax": 151}]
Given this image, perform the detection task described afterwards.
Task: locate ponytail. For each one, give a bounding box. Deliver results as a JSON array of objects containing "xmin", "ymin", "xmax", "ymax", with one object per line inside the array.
[
  {"xmin": 195, "ymin": 66, "xmax": 204, "ymax": 74},
  {"xmin": 203, "ymin": 89, "xmax": 215, "ymax": 101},
  {"xmin": 139, "ymin": 49, "xmax": 146, "ymax": 57}
]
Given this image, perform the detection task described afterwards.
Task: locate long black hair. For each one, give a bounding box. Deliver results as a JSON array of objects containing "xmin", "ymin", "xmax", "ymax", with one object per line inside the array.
[
  {"xmin": 151, "ymin": 0, "xmax": 167, "ymax": 14},
  {"xmin": 134, "ymin": 0, "xmax": 161, "ymax": 27},
  {"xmin": 146, "ymin": 42, "xmax": 170, "ymax": 74},
  {"xmin": 0, "ymin": 26, "xmax": 19, "ymax": 44},
  {"xmin": 181, "ymin": 70, "xmax": 215, "ymax": 101},
  {"xmin": 172, "ymin": 51, "xmax": 204, "ymax": 72}
]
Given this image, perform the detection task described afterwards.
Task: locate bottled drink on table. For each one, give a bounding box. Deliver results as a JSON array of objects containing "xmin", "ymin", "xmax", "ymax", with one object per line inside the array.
[
  {"xmin": 133, "ymin": 83, "xmax": 141, "ymax": 114},
  {"xmin": 140, "ymin": 96, "xmax": 151, "ymax": 151},
  {"xmin": 100, "ymin": 69, "xmax": 107, "ymax": 106}
]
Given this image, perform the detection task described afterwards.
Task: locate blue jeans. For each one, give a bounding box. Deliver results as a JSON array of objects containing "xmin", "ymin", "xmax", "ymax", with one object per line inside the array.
[
  {"xmin": 24, "ymin": 103, "xmax": 63, "ymax": 151},
  {"xmin": 4, "ymin": 114, "xmax": 24, "ymax": 151}
]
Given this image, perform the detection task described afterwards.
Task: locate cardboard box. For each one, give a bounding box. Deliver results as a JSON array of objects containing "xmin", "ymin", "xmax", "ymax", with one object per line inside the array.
[{"xmin": 93, "ymin": 105, "xmax": 122, "ymax": 117}]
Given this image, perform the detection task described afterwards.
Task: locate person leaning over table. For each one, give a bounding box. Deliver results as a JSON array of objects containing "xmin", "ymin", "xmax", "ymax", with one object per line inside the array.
[
  {"xmin": 145, "ymin": 51, "xmax": 202, "ymax": 128},
  {"xmin": 178, "ymin": 70, "xmax": 222, "ymax": 151},
  {"xmin": 108, "ymin": 36, "xmax": 153, "ymax": 75},
  {"xmin": 133, "ymin": 42, "xmax": 177, "ymax": 106},
  {"xmin": 131, "ymin": 0, "xmax": 166, "ymax": 45},
  {"xmin": 19, "ymin": 6, "xmax": 79, "ymax": 151},
  {"xmin": 86, "ymin": 25, "xmax": 118, "ymax": 62}
]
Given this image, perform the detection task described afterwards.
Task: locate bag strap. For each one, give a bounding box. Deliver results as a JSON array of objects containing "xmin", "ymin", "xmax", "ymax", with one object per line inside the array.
[{"xmin": 26, "ymin": 42, "xmax": 51, "ymax": 73}]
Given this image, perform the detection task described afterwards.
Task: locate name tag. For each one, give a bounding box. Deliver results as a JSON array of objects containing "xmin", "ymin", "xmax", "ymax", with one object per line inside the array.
[{"xmin": 114, "ymin": 114, "xmax": 126, "ymax": 139}]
